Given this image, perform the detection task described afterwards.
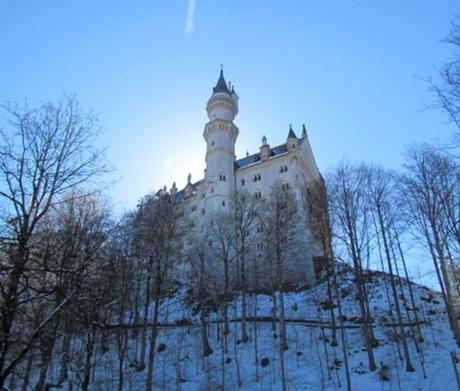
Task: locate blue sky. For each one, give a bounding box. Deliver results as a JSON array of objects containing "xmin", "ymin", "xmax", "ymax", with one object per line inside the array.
[{"xmin": 1, "ymin": 1, "xmax": 458, "ymax": 211}]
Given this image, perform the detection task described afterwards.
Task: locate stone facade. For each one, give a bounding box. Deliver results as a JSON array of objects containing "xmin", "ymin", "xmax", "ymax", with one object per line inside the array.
[{"xmin": 171, "ymin": 70, "xmax": 323, "ymax": 291}]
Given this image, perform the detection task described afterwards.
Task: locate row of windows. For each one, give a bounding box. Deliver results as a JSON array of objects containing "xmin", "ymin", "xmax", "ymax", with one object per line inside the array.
[
  {"xmin": 240, "ymin": 165, "xmax": 288, "ymax": 187},
  {"xmin": 191, "ymin": 183, "xmax": 288, "ymax": 214},
  {"xmin": 192, "ymin": 198, "xmax": 226, "ymax": 214},
  {"xmin": 282, "ymin": 183, "xmax": 290, "ymax": 191},
  {"xmin": 188, "ymin": 238, "xmax": 288, "ymax": 250}
]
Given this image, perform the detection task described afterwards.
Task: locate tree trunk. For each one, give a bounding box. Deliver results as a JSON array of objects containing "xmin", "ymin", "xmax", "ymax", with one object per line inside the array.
[
  {"xmin": 240, "ymin": 252, "xmax": 249, "ymax": 343},
  {"xmin": 145, "ymin": 283, "xmax": 161, "ymax": 391},
  {"xmin": 377, "ymin": 209, "xmax": 415, "ymax": 372},
  {"xmin": 140, "ymin": 266, "xmax": 152, "ymax": 368}
]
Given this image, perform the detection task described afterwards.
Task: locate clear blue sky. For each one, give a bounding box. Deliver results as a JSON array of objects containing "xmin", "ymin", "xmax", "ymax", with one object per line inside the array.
[{"xmin": 1, "ymin": 1, "xmax": 458, "ymax": 211}]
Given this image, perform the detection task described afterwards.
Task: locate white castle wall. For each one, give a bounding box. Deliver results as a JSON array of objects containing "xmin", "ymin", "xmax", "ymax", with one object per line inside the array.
[{"xmin": 171, "ymin": 72, "xmax": 322, "ymax": 291}]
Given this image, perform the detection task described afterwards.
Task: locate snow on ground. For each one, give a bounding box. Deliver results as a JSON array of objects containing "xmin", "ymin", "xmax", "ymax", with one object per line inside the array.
[{"xmin": 35, "ymin": 266, "xmax": 458, "ymax": 390}]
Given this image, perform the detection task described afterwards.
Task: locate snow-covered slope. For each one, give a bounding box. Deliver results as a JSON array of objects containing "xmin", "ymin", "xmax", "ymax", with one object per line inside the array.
[{"xmin": 34, "ymin": 265, "xmax": 458, "ymax": 390}]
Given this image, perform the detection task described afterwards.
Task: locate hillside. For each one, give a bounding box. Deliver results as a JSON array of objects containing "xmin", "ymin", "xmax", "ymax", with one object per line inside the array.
[{"xmin": 24, "ymin": 266, "xmax": 458, "ymax": 391}]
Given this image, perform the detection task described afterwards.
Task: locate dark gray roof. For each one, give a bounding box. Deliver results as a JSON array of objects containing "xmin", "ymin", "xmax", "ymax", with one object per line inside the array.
[
  {"xmin": 213, "ymin": 69, "xmax": 231, "ymax": 94},
  {"xmin": 235, "ymin": 143, "xmax": 287, "ymax": 169},
  {"xmin": 175, "ymin": 179, "xmax": 205, "ymax": 203},
  {"xmin": 288, "ymin": 125, "xmax": 298, "ymax": 139},
  {"xmin": 175, "ymin": 189, "xmax": 186, "ymax": 203}
]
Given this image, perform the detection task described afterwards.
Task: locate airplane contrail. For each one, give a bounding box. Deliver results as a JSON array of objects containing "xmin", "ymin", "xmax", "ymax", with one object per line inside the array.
[{"xmin": 184, "ymin": 0, "xmax": 197, "ymax": 35}]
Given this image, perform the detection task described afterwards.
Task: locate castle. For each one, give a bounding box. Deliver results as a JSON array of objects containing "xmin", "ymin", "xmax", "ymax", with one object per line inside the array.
[{"xmin": 168, "ymin": 70, "xmax": 323, "ymax": 290}]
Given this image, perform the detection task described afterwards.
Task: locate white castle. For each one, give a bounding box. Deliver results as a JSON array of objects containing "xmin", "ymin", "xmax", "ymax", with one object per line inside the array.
[{"xmin": 166, "ymin": 70, "xmax": 324, "ymax": 291}]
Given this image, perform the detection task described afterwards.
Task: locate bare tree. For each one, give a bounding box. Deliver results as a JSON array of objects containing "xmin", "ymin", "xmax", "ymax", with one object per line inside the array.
[
  {"xmin": 365, "ymin": 165, "xmax": 415, "ymax": 372},
  {"xmin": 260, "ymin": 183, "xmax": 300, "ymax": 391},
  {"xmin": 187, "ymin": 238, "xmax": 214, "ymax": 360},
  {"xmin": 106, "ymin": 213, "xmax": 136, "ymax": 391},
  {"xmin": 230, "ymin": 190, "xmax": 258, "ymax": 343},
  {"xmin": 208, "ymin": 208, "xmax": 236, "ymax": 353},
  {"xmin": 35, "ymin": 193, "xmax": 113, "ymax": 391},
  {"xmin": 327, "ymin": 161, "xmax": 377, "ymax": 372},
  {"xmin": 305, "ymin": 177, "xmax": 352, "ymax": 391},
  {"xmin": 133, "ymin": 189, "xmax": 183, "ymax": 391},
  {"xmin": 0, "ymin": 97, "xmax": 109, "ymax": 388},
  {"xmin": 402, "ymin": 144, "xmax": 460, "ymax": 346},
  {"xmin": 430, "ymin": 17, "xmax": 460, "ymax": 146}
]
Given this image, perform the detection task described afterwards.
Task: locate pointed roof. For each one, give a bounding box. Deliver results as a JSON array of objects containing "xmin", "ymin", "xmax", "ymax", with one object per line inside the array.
[
  {"xmin": 213, "ymin": 69, "xmax": 231, "ymax": 94},
  {"xmin": 302, "ymin": 124, "xmax": 307, "ymax": 137},
  {"xmin": 287, "ymin": 124, "xmax": 297, "ymax": 139}
]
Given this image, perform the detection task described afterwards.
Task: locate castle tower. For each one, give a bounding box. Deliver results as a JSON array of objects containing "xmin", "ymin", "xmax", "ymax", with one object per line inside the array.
[{"xmin": 203, "ymin": 69, "xmax": 239, "ymax": 211}]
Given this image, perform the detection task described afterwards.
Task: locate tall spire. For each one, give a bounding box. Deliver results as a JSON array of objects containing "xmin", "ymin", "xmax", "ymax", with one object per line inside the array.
[{"xmin": 213, "ymin": 68, "xmax": 231, "ymax": 94}]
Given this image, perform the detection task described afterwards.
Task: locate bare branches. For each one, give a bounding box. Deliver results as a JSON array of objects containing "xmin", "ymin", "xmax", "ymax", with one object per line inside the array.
[
  {"xmin": 402, "ymin": 144, "xmax": 460, "ymax": 345},
  {"xmin": 430, "ymin": 17, "xmax": 460, "ymax": 147},
  {"xmin": 0, "ymin": 97, "xmax": 111, "ymax": 387}
]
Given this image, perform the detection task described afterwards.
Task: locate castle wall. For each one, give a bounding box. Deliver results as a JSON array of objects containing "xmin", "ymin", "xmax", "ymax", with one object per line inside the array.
[{"xmin": 168, "ymin": 72, "xmax": 323, "ymax": 293}]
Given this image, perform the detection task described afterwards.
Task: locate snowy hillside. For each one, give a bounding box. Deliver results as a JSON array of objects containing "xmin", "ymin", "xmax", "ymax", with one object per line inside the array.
[{"xmin": 24, "ymin": 266, "xmax": 458, "ymax": 391}]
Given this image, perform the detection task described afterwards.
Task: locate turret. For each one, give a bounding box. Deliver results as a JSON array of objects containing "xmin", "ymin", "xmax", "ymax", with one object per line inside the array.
[
  {"xmin": 260, "ymin": 135, "xmax": 271, "ymax": 160},
  {"xmin": 206, "ymin": 69, "xmax": 239, "ymax": 121},
  {"xmin": 286, "ymin": 124, "xmax": 298, "ymax": 150},
  {"xmin": 184, "ymin": 173, "xmax": 193, "ymax": 198},
  {"xmin": 203, "ymin": 69, "xmax": 239, "ymax": 211}
]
